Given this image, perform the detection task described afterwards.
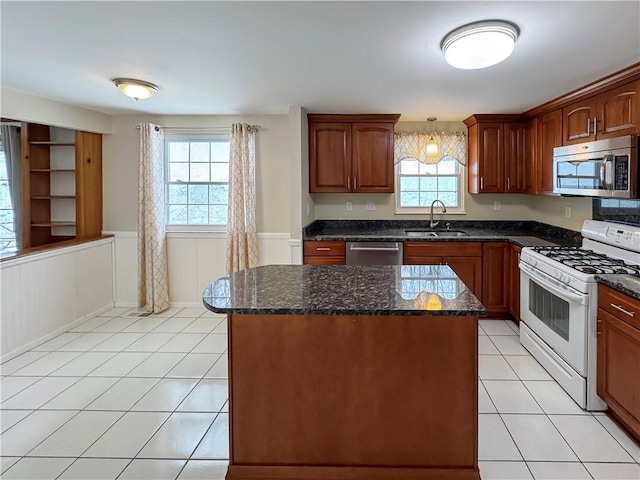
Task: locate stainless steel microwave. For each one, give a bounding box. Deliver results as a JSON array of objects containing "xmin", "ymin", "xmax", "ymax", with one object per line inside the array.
[{"xmin": 553, "ymin": 135, "xmax": 638, "ymax": 198}]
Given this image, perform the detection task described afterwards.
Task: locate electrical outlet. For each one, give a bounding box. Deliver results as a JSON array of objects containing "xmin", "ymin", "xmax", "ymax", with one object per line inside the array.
[
  {"xmin": 565, "ymin": 206, "xmax": 572, "ymax": 218},
  {"xmin": 493, "ymin": 201, "xmax": 501, "ymax": 211},
  {"xmin": 346, "ymin": 201, "xmax": 353, "ymax": 212},
  {"xmin": 366, "ymin": 202, "xmax": 376, "ymax": 211}
]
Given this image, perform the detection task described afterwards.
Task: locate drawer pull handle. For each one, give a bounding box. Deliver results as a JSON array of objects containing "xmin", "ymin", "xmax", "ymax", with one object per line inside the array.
[
  {"xmin": 610, "ymin": 303, "xmax": 635, "ymax": 318},
  {"xmin": 316, "ymin": 247, "xmax": 331, "ymax": 251}
]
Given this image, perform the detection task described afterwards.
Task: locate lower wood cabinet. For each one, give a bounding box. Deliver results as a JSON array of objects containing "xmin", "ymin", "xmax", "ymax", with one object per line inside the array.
[
  {"xmin": 303, "ymin": 241, "xmax": 346, "ymax": 265},
  {"xmin": 509, "ymin": 245, "xmax": 522, "ymax": 321},
  {"xmin": 404, "ymin": 242, "xmax": 482, "ymax": 300},
  {"xmin": 482, "ymin": 242, "xmax": 511, "ymax": 315},
  {"xmin": 597, "ymin": 284, "xmax": 640, "ymax": 441}
]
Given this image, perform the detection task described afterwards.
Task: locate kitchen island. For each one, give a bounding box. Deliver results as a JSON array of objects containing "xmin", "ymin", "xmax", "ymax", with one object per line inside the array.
[{"xmin": 203, "ymin": 264, "xmax": 486, "ymax": 480}]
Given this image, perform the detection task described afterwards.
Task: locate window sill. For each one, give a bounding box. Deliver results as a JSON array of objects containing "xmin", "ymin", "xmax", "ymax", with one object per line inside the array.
[{"xmin": 394, "ymin": 209, "xmax": 466, "ymax": 215}]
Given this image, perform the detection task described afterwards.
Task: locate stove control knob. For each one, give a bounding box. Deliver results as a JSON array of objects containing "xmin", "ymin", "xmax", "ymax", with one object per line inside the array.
[
  {"xmin": 529, "ymin": 258, "xmax": 537, "ymax": 267},
  {"xmin": 554, "ymin": 272, "xmax": 562, "ymax": 279}
]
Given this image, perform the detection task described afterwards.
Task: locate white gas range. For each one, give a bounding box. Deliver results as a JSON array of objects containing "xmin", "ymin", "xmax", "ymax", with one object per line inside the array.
[{"xmin": 519, "ymin": 220, "xmax": 640, "ymax": 411}]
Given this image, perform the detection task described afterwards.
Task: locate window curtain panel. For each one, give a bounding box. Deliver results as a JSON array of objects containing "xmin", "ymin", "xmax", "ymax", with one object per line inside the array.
[
  {"xmin": 138, "ymin": 123, "xmax": 170, "ymax": 313},
  {"xmin": 394, "ymin": 131, "xmax": 467, "ymax": 165},
  {"xmin": 227, "ymin": 123, "xmax": 259, "ymax": 273},
  {"xmin": 0, "ymin": 125, "xmax": 22, "ymax": 250}
]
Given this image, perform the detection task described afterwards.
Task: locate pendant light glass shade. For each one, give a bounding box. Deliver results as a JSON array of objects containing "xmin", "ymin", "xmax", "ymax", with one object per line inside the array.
[
  {"xmin": 425, "ymin": 117, "xmax": 440, "ymax": 164},
  {"xmin": 441, "ymin": 20, "xmax": 519, "ymax": 70},
  {"xmin": 112, "ymin": 78, "xmax": 158, "ymax": 101}
]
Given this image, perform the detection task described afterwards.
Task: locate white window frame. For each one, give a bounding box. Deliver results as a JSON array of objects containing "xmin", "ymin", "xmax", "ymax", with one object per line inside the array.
[
  {"xmin": 394, "ymin": 158, "xmax": 466, "ymax": 215},
  {"xmin": 164, "ymin": 134, "xmax": 230, "ymax": 232}
]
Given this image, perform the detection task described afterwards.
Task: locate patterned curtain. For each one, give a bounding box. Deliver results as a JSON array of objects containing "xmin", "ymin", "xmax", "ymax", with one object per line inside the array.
[
  {"xmin": 226, "ymin": 123, "xmax": 259, "ymax": 273},
  {"xmin": 394, "ymin": 131, "xmax": 467, "ymax": 165},
  {"xmin": 138, "ymin": 124, "xmax": 170, "ymax": 313},
  {"xmin": 0, "ymin": 125, "xmax": 22, "ymax": 250}
]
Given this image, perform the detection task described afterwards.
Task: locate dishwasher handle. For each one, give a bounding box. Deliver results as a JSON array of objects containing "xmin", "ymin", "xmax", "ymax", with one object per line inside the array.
[{"xmin": 349, "ymin": 243, "xmax": 401, "ymax": 252}]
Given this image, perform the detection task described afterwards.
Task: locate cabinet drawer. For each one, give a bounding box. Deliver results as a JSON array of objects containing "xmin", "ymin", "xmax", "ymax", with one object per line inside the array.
[
  {"xmin": 403, "ymin": 256, "xmax": 442, "ymax": 265},
  {"xmin": 303, "ymin": 241, "xmax": 346, "ymax": 257},
  {"xmin": 404, "ymin": 242, "xmax": 482, "ymax": 257},
  {"xmin": 303, "ymin": 256, "xmax": 345, "ymax": 265},
  {"xmin": 599, "ymin": 284, "xmax": 640, "ymax": 330}
]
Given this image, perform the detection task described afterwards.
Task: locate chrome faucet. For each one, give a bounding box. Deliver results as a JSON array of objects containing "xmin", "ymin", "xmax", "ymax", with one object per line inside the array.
[{"xmin": 429, "ymin": 199, "xmax": 447, "ymax": 228}]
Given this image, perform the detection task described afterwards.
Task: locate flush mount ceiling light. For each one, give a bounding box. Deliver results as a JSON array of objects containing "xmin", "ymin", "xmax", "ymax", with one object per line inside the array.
[
  {"xmin": 441, "ymin": 20, "xmax": 519, "ymax": 70},
  {"xmin": 112, "ymin": 78, "xmax": 158, "ymax": 101}
]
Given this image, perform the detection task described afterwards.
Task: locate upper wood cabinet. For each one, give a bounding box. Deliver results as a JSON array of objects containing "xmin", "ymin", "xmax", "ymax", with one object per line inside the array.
[
  {"xmin": 463, "ymin": 115, "xmax": 525, "ymax": 194},
  {"xmin": 536, "ymin": 109, "xmax": 562, "ymax": 195},
  {"xmin": 524, "ymin": 118, "xmax": 538, "ymax": 194},
  {"xmin": 563, "ymin": 80, "xmax": 640, "ymax": 145},
  {"xmin": 20, "ymin": 122, "xmax": 103, "ymax": 249},
  {"xmin": 308, "ymin": 114, "xmax": 400, "ymax": 193}
]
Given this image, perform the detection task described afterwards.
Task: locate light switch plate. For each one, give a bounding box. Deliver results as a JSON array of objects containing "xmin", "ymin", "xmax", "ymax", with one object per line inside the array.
[
  {"xmin": 493, "ymin": 201, "xmax": 501, "ymax": 211},
  {"xmin": 346, "ymin": 201, "xmax": 353, "ymax": 212},
  {"xmin": 565, "ymin": 206, "xmax": 572, "ymax": 218}
]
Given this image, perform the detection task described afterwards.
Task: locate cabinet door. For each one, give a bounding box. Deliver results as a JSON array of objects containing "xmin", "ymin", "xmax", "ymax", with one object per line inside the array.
[
  {"xmin": 536, "ymin": 109, "xmax": 562, "ymax": 195},
  {"xmin": 351, "ymin": 123, "xmax": 395, "ymax": 193},
  {"xmin": 445, "ymin": 256, "xmax": 482, "ymax": 301},
  {"xmin": 482, "ymin": 242, "xmax": 510, "ymax": 312},
  {"xmin": 309, "ymin": 123, "xmax": 351, "ymax": 193},
  {"xmin": 477, "ymin": 123, "xmax": 504, "ymax": 193},
  {"xmin": 524, "ymin": 118, "xmax": 538, "ymax": 194},
  {"xmin": 562, "ymin": 98, "xmax": 597, "ymax": 145},
  {"xmin": 75, "ymin": 131, "xmax": 103, "ymax": 239},
  {"xmin": 509, "ymin": 245, "xmax": 522, "ymax": 321},
  {"xmin": 505, "ymin": 123, "xmax": 525, "ymax": 193},
  {"xmin": 597, "ymin": 81, "xmax": 640, "ymax": 139},
  {"xmin": 597, "ymin": 308, "xmax": 640, "ymax": 438}
]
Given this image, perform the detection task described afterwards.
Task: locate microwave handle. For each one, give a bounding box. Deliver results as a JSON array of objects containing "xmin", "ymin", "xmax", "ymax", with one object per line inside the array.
[{"xmin": 604, "ymin": 154, "xmax": 613, "ymax": 190}]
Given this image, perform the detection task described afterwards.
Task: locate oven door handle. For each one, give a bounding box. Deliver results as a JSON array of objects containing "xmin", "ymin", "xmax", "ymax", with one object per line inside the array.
[{"xmin": 520, "ymin": 262, "xmax": 588, "ymax": 305}]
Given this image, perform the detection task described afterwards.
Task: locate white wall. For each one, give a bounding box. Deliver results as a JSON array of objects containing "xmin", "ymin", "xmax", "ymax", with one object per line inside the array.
[
  {"xmin": 1, "ymin": 87, "xmax": 112, "ymax": 134},
  {"xmin": 0, "ymin": 238, "xmax": 115, "ymax": 360},
  {"xmin": 107, "ymin": 231, "xmax": 294, "ymax": 307},
  {"xmin": 103, "ymin": 114, "xmax": 291, "ymax": 233}
]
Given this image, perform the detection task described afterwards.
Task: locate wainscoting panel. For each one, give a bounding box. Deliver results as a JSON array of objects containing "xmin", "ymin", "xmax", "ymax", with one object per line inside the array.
[
  {"xmin": 0, "ymin": 238, "xmax": 115, "ymax": 360},
  {"xmin": 107, "ymin": 232, "xmax": 293, "ymax": 307}
]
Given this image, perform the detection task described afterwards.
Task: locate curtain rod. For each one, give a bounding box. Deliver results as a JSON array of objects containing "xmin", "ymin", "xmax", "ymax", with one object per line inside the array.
[{"xmin": 135, "ymin": 125, "xmax": 261, "ymax": 131}]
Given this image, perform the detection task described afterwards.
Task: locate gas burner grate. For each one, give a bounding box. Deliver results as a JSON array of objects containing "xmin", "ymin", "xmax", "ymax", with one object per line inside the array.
[{"xmin": 531, "ymin": 246, "xmax": 640, "ymax": 275}]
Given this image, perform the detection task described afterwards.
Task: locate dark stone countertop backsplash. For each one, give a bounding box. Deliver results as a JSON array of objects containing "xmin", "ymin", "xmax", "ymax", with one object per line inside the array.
[{"xmin": 302, "ymin": 220, "xmax": 583, "ymax": 247}]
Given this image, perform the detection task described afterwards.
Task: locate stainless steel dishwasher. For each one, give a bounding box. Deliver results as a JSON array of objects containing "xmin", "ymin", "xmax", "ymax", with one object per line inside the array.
[{"xmin": 345, "ymin": 242, "xmax": 403, "ymax": 265}]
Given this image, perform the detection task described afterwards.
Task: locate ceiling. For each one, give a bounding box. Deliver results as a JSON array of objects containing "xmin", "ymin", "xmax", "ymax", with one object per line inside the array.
[{"xmin": 2, "ymin": 1, "xmax": 639, "ymax": 121}]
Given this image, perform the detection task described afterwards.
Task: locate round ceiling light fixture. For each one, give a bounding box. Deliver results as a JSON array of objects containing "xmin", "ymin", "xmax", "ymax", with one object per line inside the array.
[
  {"xmin": 112, "ymin": 78, "xmax": 159, "ymax": 101},
  {"xmin": 440, "ymin": 20, "xmax": 519, "ymax": 70}
]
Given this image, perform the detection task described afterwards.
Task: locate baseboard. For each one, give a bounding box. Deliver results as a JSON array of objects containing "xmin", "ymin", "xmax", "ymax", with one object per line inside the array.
[{"xmin": 0, "ymin": 303, "xmax": 115, "ymax": 363}]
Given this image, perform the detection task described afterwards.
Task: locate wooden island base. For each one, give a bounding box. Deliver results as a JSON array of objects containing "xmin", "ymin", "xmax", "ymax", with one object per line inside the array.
[{"xmin": 226, "ymin": 313, "xmax": 480, "ymax": 480}]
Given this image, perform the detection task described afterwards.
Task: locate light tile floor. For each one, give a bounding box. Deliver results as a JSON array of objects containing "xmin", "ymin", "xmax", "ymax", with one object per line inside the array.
[{"xmin": 0, "ymin": 311, "xmax": 638, "ymax": 479}]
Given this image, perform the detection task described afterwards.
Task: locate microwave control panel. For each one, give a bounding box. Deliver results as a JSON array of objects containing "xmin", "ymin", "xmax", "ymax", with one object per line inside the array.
[{"xmin": 614, "ymin": 156, "xmax": 629, "ymax": 190}]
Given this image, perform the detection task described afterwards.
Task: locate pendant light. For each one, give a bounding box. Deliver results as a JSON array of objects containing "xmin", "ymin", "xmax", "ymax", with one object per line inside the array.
[
  {"xmin": 441, "ymin": 20, "xmax": 519, "ymax": 70},
  {"xmin": 426, "ymin": 117, "xmax": 440, "ymax": 164},
  {"xmin": 112, "ymin": 78, "xmax": 159, "ymax": 101}
]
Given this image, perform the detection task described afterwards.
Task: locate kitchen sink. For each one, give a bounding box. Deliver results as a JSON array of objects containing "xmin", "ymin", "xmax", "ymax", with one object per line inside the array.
[{"xmin": 404, "ymin": 230, "xmax": 467, "ymax": 238}]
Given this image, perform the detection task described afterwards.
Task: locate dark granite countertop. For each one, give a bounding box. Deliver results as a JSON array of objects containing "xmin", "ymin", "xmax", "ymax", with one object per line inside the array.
[
  {"xmin": 203, "ymin": 264, "xmax": 486, "ymax": 316},
  {"xmin": 302, "ymin": 220, "xmax": 582, "ymax": 248},
  {"xmin": 595, "ymin": 274, "xmax": 640, "ymax": 301}
]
